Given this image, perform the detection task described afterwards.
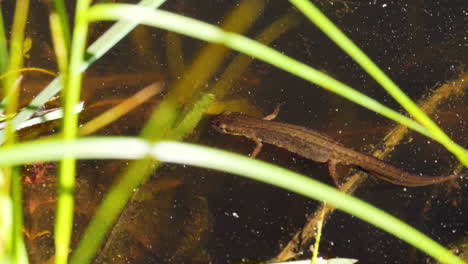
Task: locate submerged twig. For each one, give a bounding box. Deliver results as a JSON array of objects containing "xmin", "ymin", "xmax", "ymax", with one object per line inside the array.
[{"xmin": 271, "ymin": 70, "xmax": 468, "ymax": 262}]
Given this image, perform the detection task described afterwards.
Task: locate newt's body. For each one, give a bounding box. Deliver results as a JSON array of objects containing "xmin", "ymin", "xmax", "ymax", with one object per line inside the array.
[{"xmin": 212, "ymin": 111, "xmax": 463, "ymax": 187}]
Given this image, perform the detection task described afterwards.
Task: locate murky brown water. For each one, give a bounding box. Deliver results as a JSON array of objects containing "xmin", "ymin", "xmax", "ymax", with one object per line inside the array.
[{"xmin": 5, "ymin": 0, "xmax": 468, "ymax": 263}]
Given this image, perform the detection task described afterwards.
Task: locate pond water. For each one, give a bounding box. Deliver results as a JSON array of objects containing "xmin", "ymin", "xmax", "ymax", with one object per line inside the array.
[{"xmin": 5, "ymin": 0, "xmax": 467, "ymax": 263}]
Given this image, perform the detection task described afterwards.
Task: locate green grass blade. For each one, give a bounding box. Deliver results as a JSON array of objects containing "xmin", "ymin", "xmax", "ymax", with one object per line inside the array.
[
  {"xmin": 49, "ymin": 13, "xmax": 70, "ymax": 78},
  {"xmin": 0, "ymin": 5, "xmax": 8, "ymax": 74},
  {"xmin": 0, "ymin": 178, "xmax": 13, "ymax": 262},
  {"xmin": 69, "ymin": 104, "xmax": 179, "ymax": 264},
  {"xmin": 1, "ymin": 1, "xmax": 30, "ymax": 263},
  {"xmin": 0, "ymin": 134, "xmax": 462, "ymax": 263},
  {"xmin": 289, "ymin": 0, "xmax": 468, "ymax": 165},
  {"xmin": 85, "ymin": 3, "xmax": 468, "ymax": 166},
  {"xmin": 0, "ymin": 136, "xmax": 462, "ymax": 263},
  {"xmin": 0, "ymin": 0, "xmax": 167, "ymax": 144},
  {"xmin": 51, "ymin": 0, "xmax": 71, "ymax": 49},
  {"xmin": 10, "ymin": 168, "xmax": 28, "ymax": 264},
  {"xmin": 0, "ymin": 137, "xmax": 150, "ymax": 165},
  {"xmin": 85, "ymin": 4, "xmax": 432, "ymax": 138},
  {"xmin": 169, "ymin": 93, "xmax": 215, "ymax": 140},
  {"xmin": 69, "ymin": 92, "xmax": 212, "ymax": 263},
  {"xmin": 3, "ymin": 0, "xmax": 29, "ymax": 137},
  {"xmin": 54, "ymin": 0, "xmax": 91, "ymax": 261},
  {"xmin": 69, "ymin": 79, "xmax": 209, "ymax": 262},
  {"xmin": 152, "ymin": 141, "xmax": 465, "ymax": 264}
]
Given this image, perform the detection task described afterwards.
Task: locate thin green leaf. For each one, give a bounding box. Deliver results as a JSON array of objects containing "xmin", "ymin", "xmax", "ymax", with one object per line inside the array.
[
  {"xmin": 0, "ymin": 137, "xmax": 462, "ymax": 263},
  {"xmin": 70, "ymin": 97, "xmax": 175, "ymax": 263},
  {"xmin": 170, "ymin": 93, "xmax": 215, "ymax": 140},
  {"xmin": 0, "ymin": 137, "xmax": 150, "ymax": 165},
  {"xmin": 52, "ymin": 0, "xmax": 71, "ymax": 49},
  {"xmin": 54, "ymin": 0, "xmax": 91, "ymax": 261},
  {"xmin": 0, "ymin": 0, "xmax": 167, "ymax": 144},
  {"xmin": 0, "ymin": 6, "xmax": 8, "ymax": 74},
  {"xmin": 85, "ymin": 4, "xmax": 432, "ymax": 140},
  {"xmin": 289, "ymin": 0, "xmax": 468, "ymax": 168},
  {"xmin": 152, "ymin": 141, "xmax": 465, "ymax": 264},
  {"xmin": 1, "ymin": 1, "xmax": 30, "ymax": 263}
]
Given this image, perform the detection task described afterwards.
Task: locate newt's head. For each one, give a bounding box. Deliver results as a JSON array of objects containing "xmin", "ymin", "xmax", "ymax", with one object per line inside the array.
[{"xmin": 211, "ymin": 111, "xmax": 253, "ymax": 136}]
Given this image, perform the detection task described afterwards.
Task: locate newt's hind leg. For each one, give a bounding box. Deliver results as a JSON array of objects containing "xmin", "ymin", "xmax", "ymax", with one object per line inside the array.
[{"xmin": 327, "ymin": 160, "xmax": 341, "ymax": 186}]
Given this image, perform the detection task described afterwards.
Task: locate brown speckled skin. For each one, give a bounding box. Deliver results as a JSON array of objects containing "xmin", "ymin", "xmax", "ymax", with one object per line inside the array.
[{"xmin": 212, "ymin": 111, "xmax": 463, "ymax": 187}]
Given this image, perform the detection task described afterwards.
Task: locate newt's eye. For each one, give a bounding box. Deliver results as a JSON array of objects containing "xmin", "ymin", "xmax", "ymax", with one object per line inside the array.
[
  {"xmin": 211, "ymin": 120, "xmax": 227, "ymax": 133},
  {"xmin": 217, "ymin": 124, "xmax": 228, "ymax": 133}
]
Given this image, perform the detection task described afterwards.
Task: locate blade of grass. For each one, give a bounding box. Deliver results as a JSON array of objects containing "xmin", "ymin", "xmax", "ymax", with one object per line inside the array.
[
  {"xmin": 50, "ymin": 13, "xmax": 70, "ymax": 80},
  {"xmin": 85, "ymin": 4, "xmax": 468, "ymax": 165},
  {"xmin": 51, "ymin": 0, "xmax": 71, "ymax": 49},
  {"xmin": 10, "ymin": 168, "xmax": 27, "ymax": 264},
  {"xmin": 0, "ymin": 68, "xmax": 56, "ymax": 117},
  {"xmin": 151, "ymin": 141, "xmax": 465, "ymax": 264},
  {"xmin": 0, "ymin": 137, "xmax": 462, "ymax": 264},
  {"xmin": 93, "ymin": 94, "xmax": 215, "ymax": 261},
  {"xmin": 0, "ymin": 137, "xmax": 151, "ymax": 164},
  {"xmin": 77, "ymin": 3, "xmax": 464, "ymax": 262},
  {"xmin": 55, "ymin": 1, "xmax": 167, "ymax": 262},
  {"xmin": 310, "ymin": 208, "xmax": 325, "ymax": 264},
  {"xmin": 0, "ymin": 5, "xmax": 8, "ymax": 74},
  {"xmin": 0, "ymin": 102, "xmax": 84, "ymax": 131},
  {"xmin": 165, "ymin": 31, "xmax": 185, "ymax": 79},
  {"xmin": 69, "ymin": 92, "xmax": 215, "ymax": 263},
  {"xmin": 3, "ymin": 0, "xmax": 29, "ymax": 142},
  {"xmin": 54, "ymin": 0, "xmax": 91, "ymax": 261},
  {"xmin": 1, "ymin": 1, "xmax": 30, "ymax": 263},
  {"xmin": 2, "ymin": 78, "xmax": 26, "ymax": 264},
  {"xmin": 85, "ymin": 5, "xmax": 430, "ymax": 138},
  {"xmin": 0, "ymin": 0, "xmax": 167, "ymax": 144},
  {"xmin": 169, "ymin": 93, "xmax": 215, "ymax": 140},
  {"xmin": 69, "ymin": 61, "xmax": 212, "ymax": 261},
  {"xmin": 289, "ymin": 0, "xmax": 468, "ymax": 168},
  {"xmin": 0, "ymin": 174, "xmax": 13, "ymax": 262},
  {"xmin": 69, "ymin": 99, "xmax": 179, "ymax": 264},
  {"xmin": 76, "ymin": 22, "xmax": 220, "ymax": 253}
]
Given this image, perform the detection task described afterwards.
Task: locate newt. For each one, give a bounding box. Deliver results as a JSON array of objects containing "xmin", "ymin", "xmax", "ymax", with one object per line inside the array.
[{"xmin": 211, "ymin": 110, "xmax": 464, "ymax": 187}]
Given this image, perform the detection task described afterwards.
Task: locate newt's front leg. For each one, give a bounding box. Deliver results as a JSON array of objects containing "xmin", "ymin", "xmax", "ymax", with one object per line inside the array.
[
  {"xmin": 250, "ymin": 139, "xmax": 263, "ymax": 158},
  {"xmin": 248, "ymin": 104, "xmax": 281, "ymax": 157}
]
